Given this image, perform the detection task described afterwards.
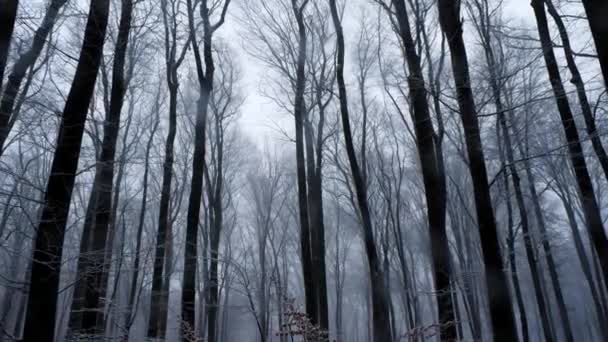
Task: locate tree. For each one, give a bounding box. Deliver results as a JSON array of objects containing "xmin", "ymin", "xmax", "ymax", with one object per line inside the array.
[
  {"xmin": 182, "ymin": 0, "xmax": 231, "ymax": 340},
  {"xmin": 0, "ymin": 0, "xmax": 18, "ymax": 85},
  {"xmin": 329, "ymin": 1, "xmax": 392, "ymax": 340},
  {"xmin": 68, "ymin": 0, "xmax": 134, "ymax": 334},
  {"xmin": 580, "ymin": 0, "xmax": 608, "ymax": 90},
  {"xmin": 0, "ymin": 0, "xmax": 68, "ymax": 155},
  {"xmin": 21, "ymin": 1, "xmax": 111, "ymax": 341},
  {"xmin": 290, "ymin": 0, "xmax": 318, "ymax": 330},
  {"xmin": 436, "ymin": 0, "xmax": 518, "ymax": 340},
  {"xmin": 147, "ymin": 0, "xmax": 191, "ymax": 338},
  {"xmin": 379, "ymin": 0, "xmax": 457, "ymax": 339},
  {"xmin": 531, "ymin": 0, "xmax": 608, "ymax": 293}
]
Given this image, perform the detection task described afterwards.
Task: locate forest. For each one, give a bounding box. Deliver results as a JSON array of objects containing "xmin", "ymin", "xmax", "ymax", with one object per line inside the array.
[{"xmin": 0, "ymin": 0, "xmax": 607, "ymax": 341}]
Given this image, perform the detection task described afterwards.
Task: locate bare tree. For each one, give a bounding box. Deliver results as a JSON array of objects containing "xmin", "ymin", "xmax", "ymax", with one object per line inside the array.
[
  {"xmin": 329, "ymin": 1, "xmax": 392, "ymax": 341},
  {"xmin": 580, "ymin": 0, "xmax": 608, "ymax": 90},
  {"xmin": 436, "ymin": 0, "xmax": 517, "ymax": 340},
  {"xmin": 0, "ymin": 0, "xmax": 18, "ymax": 85},
  {"xmin": 181, "ymin": 0, "xmax": 231, "ymax": 340},
  {"xmin": 531, "ymin": 0, "xmax": 608, "ymax": 293},
  {"xmin": 21, "ymin": 1, "xmax": 111, "ymax": 341},
  {"xmin": 0, "ymin": 0, "xmax": 68, "ymax": 155}
]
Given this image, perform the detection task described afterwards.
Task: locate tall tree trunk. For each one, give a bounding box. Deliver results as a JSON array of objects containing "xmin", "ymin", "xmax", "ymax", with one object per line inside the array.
[
  {"xmin": 0, "ymin": 0, "xmax": 18, "ymax": 86},
  {"xmin": 503, "ymin": 175, "xmax": 530, "ymax": 342},
  {"xmin": 0, "ymin": 0, "xmax": 67, "ymax": 154},
  {"xmin": 544, "ymin": 0, "xmax": 608, "ymax": 184},
  {"xmin": 329, "ymin": 1, "xmax": 392, "ymax": 340},
  {"xmin": 69, "ymin": 0, "xmax": 133, "ymax": 335},
  {"xmin": 147, "ymin": 83, "xmax": 176, "ymax": 338},
  {"xmin": 531, "ymin": 0, "xmax": 608, "ymax": 289},
  {"xmin": 580, "ymin": 0, "xmax": 608, "ymax": 91},
  {"xmin": 123, "ymin": 92, "xmax": 160, "ymax": 341},
  {"xmin": 304, "ymin": 114, "xmax": 329, "ymax": 333},
  {"xmin": 537, "ymin": 156, "xmax": 608, "ymax": 340},
  {"xmin": 391, "ymin": 1, "xmax": 457, "ymax": 339},
  {"xmin": 436, "ymin": 1, "xmax": 517, "ymax": 340},
  {"xmin": 498, "ymin": 112, "xmax": 554, "ymax": 342},
  {"xmin": 182, "ymin": 1, "xmax": 230, "ymax": 339},
  {"xmin": 291, "ymin": 0, "xmax": 317, "ymax": 327},
  {"xmin": 147, "ymin": 0, "xmax": 189, "ymax": 332},
  {"xmin": 476, "ymin": 8, "xmax": 554, "ymax": 337},
  {"xmin": 21, "ymin": 1, "xmax": 110, "ymax": 341},
  {"xmin": 206, "ymin": 133, "xmax": 224, "ymax": 342}
]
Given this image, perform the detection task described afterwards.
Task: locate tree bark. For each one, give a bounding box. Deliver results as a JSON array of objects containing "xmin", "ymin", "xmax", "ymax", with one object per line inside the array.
[
  {"xmin": 329, "ymin": 1, "xmax": 392, "ymax": 340},
  {"xmin": 580, "ymin": 0, "xmax": 608, "ymax": 91},
  {"xmin": 182, "ymin": 1, "xmax": 230, "ymax": 339},
  {"xmin": 391, "ymin": 1, "xmax": 457, "ymax": 339},
  {"xmin": 531, "ymin": 0, "xmax": 608, "ymax": 291},
  {"xmin": 68, "ymin": 0, "xmax": 133, "ymax": 335},
  {"xmin": 0, "ymin": 0, "xmax": 67, "ymax": 154},
  {"xmin": 0, "ymin": 0, "xmax": 18, "ymax": 86},
  {"xmin": 503, "ymin": 174, "xmax": 530, "ymax": 342},
  {"xmin": 147, "ymin": 0, "xmax": 189, "ymax": 336},
  {"xmin": 123, "ymin": 89, "xmax": 160, "ymax": 341},
  {"xmin": 544, "ymin": 0, "xmax": 608, "ymax": 185},
  {"xmin": 291, "ymin": 0, "xmax": 318, "ymax": 328},
  {"xmin": 436, "ymin": 1, "xmax": 518, "ymax": 340},
  {"xmin": 304, "ymin": 111, "xmax": 329, "ymax": 333},
  {"xmin": 22, "ymin": 1, "xmax": 110, "ymax": 341}
]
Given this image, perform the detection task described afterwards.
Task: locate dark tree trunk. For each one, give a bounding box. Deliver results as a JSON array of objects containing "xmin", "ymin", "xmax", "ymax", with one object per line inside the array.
[
  {"xmin": 531, "ymin": 0, "xmax": 608, "ymax": 291},
  {"xmin": 503, "ymin": 174, "xmax": 530, "ymax": 342},
  {"xmin": 304, "ymin": 113, "xmax": 329, "ymax": 333},
  {"xmin": 580, "ymin": 0, "xmax": 608, "ymax": 91},
  {"xmin": 182, "ymin": 1, "xmax": 230, "ymax": 339},
  {"xmin": 436, "ymin": 1, "xmax": 517, "ymax": 340},
  {"xmin": 21, "ymin": 1, "xmax": 110, "ymax": 341},
  {"xmin": 329, "ymin": 1, "xmax": 392, "ymax": 340},
  {"xmin": 0, "ymin": 0, "xmax": 67, "ymax": 154},
  {"xmin": 391, "ymin": 1, "xmax": 456, "ymax": 339},
  {"xmin": 0, "ymin": 0, "xmax": 18, "ymax": 86},
  {"xmin": 291, "ymin": 0, "xmax": 317, "ymax": 328},
  {"xmin": 477, "ymin": 9, "xmax": 554, "ymax": 338},
  {"xmin": 68, "ymin": 0, "xmax": 133, "ymax": 335},
  {"xmin": 147, "ymin": 83, "xmax": 176, "ymax": 338},
  {"xmin": 205, "ymin": 112, "xmax": 225, "ymax": 342},
  {"xmin": 544, "ymin": 0, "xmax": 608, "ymax": 185},
  {"xmin": 498, "ymin": 112, "xmax": 554, "ymax": 342},
  {"xmin": 182, "ymin": 80, "xmax": 211, "ymax": 340},
  {"xmin": 123, "ymin": 91, "xmax": 160, "ymax": 341},
  {"xmin": 147, "ymin": 0, "xmax": 189, "ymax": 334}
]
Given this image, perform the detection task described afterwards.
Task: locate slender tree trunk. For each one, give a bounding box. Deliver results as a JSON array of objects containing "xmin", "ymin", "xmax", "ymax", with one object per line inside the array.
[
  {"xmin": 538, "ymin": 159, "xmax": 608, "ymax": 340},
  {"xmin": 206, "ymin": 158, "xmax": 224, "ymax": 342},
  {"xmin": 291, "ymin": 0, "xmax": 317, "ymax": 327},
  {"xmin": 0, "ymin": 0, "xmax": 18, "ymax": 85},
  {"xmin": 329, "ymin": 1, "xmax": 392, "ymax": 340},
  {"xmin": 68, "ymin": 0, "xmax": 133, "ymax": 335},
  {"xmin": 182, "ymin": 1, "xmax": 230, "ymax": 339},
  {"xmin": 515, "ymin": 144, "xmax": 578, "ymax": 342},
  {"xmin": 544, "ymin": 0, "xmax": 608, "ymax": 185},
  {"xmin": 436, "ymin": 1, "xmax": 517, "ymax": 340},
  {"xmin": 123, "ymin": 93, "xmax": 160, "ymax": 341},
  {"xmin": 0, "ymin": 0, "xmax": 67, "ymax": 154},
  {"xmin": 147, "ymin": 83, "xmax": 177, "ymax": 338},
  {"xmin": 22, "ymin": 1, "xmax": 110, "ymax": 341},
  {"xmin": 531, "ymin": 0, "xmax": 608, "ymax": 289},
  {"xmin": 479, "ymin": 15, "xmax": 554, "ymax": 337},
  {"xmin": 498, "ymin": 115, "xmax": 554, "ymax": 341},
  {"xmin": 391, "ymin": 1, "xmax": 456, "ymax": 339},
  {"xmin": 580, "ymin": 0, "xmax": 608, "ymax": 91}
]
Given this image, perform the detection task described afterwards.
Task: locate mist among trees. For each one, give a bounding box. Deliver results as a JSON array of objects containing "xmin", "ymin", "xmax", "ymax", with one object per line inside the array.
[{"xmin": 0, "ymin": 0, "xmax": 607, "ymax": 341}]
